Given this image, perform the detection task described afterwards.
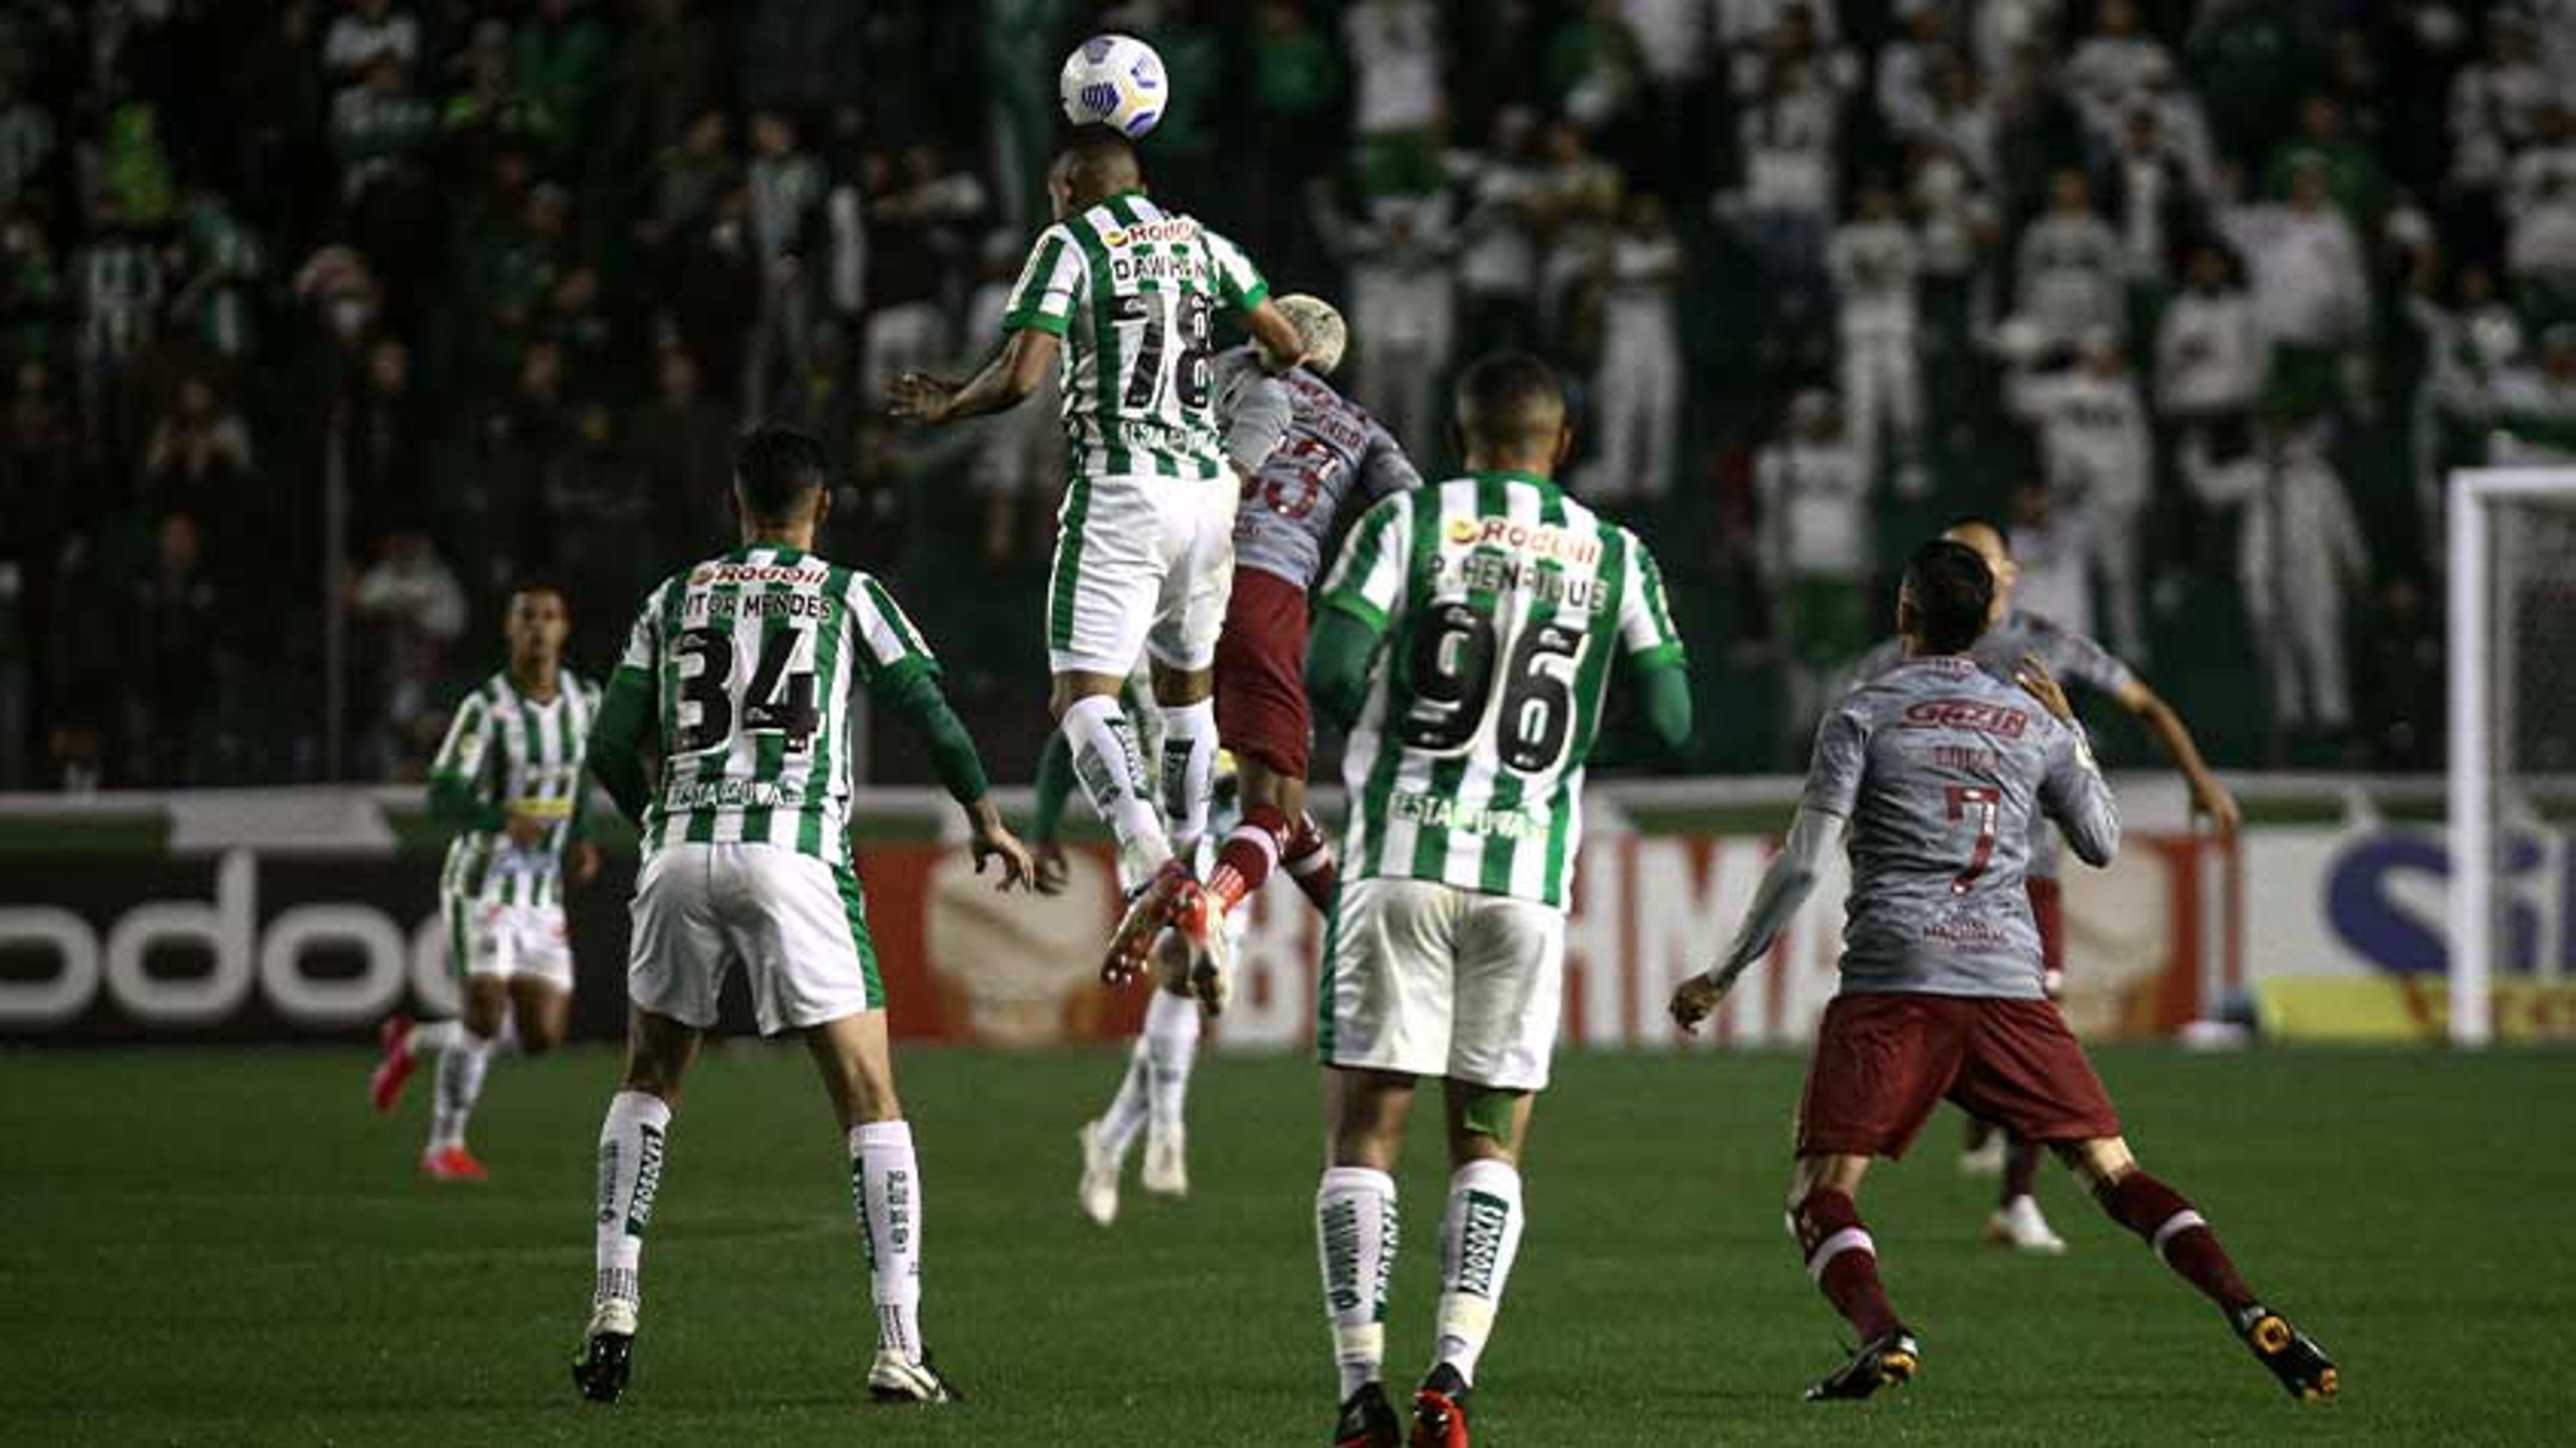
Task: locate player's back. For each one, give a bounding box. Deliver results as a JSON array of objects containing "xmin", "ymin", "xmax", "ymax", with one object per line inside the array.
[
  {"xmin": 627, "ymin": 545, "xmax": 932, "ymax": 864},
  {"xmin": 1817, "ymin": 655, "xmax": 2117, "ymax": 998},
  {"xmin": 1330, "ymin": 470, "xmax": 1684, "ymax": 908},
  {"xmin": 1232, "ymin": 364, "xmax": 1420, "ymax": 590},
  {"xmin": 1020, "ymin": 193, "xmax": 1269, "ymax": 480}
]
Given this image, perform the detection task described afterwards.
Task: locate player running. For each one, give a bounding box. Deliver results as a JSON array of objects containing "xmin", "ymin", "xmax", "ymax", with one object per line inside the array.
[
  {"xmin": 1853, "ymin": 518, "xmax": 2240, "ymax": 1252},
  {"xmin": 887, "ymin": 127, "xmax": 1307, "ymax": 1008},
  {"xmin": 1670, "ymin": 539, "xmax": 2334, "ymax": 1406},
  {"xmin": 1309, "ymin": 355, "xmax": 1693, "ymax": 1448},
  {"xmin": 368, "ymin": 582, "xmax": 600, "ymax": 1182},
  {"xmin": 569, "ymin": 425, "xmax": 1034, "ymax": 1408}
]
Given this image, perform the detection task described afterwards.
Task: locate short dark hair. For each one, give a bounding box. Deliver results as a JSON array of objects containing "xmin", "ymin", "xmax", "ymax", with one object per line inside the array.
[
  {"xmin": 1058, "ymin": 126, "xmax": 1142, "ymax": 196},
  {"xmin": 1902, "ymin": 538, "xmax": 1994, "ymax": 654},
  {"xmin": 733, "ymin": 423, "xmax": 827, "ymax": 523},
  {"xmin": 1454, "ymin": 352, "xmax": 1566, "ymax": 455},
  {"xmin": 507, "ymin": 577, "xmax": 569, "ymax": 609}
]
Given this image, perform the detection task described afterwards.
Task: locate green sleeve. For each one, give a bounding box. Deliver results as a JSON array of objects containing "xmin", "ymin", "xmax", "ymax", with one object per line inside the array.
[
  {"xmin": 1032, "ymin": 731, "xmax": 1074, "ymax": 841},
  {"xmin": 587, "ymin": 665, "xmax": 655, "ymax": 823},
  {"xmin": 868, "ymin": 664, "xmax": 991, "ymax": 807},
  {"xmin": 1589, "ymin": 656, "xmax": 1695, "ymax": 768},
  {"xmin": 1305, "ymin": 605, "xmax": 1386, "ymax": 734},
  {"xmin": 428, "ymin": 775, "xmax": 506, "ymax": 833},
  {"xmin": 1634, "ymin": 657, "xmax": 1695, "ymax": 759}
]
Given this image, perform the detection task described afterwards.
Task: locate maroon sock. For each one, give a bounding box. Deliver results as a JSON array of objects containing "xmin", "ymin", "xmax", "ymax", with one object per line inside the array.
[
  {"xmin": 1793, "ymin": 1188, "xmax": 1902, "ymax": 1339},
  {"xmin": 2100, "ymin": 1172, "xmax": 2258, "ymax": 1314},
  {"xmin": 1208, "ymin": 806, "xmax": 1289, "ymax": 913},
  {"xmin": 2002, "ymin": 1135, "xmax": 2043, "ymax": 1206},
  {"xmin": 1282, "ymin": 812, "xmax": 1338, "ymax": 915}
]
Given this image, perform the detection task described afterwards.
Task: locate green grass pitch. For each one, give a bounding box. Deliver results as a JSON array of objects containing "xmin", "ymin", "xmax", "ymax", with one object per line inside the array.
[{"xmin": 2, "ymin": 1044, "xmax": 2565, "ymax": 1443}]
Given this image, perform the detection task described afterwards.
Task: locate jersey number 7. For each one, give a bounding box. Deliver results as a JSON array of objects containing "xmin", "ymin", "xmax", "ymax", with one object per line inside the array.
[{"xmin": 1944, "ymin": 785, "xmax": 2001, "ymax": 894}]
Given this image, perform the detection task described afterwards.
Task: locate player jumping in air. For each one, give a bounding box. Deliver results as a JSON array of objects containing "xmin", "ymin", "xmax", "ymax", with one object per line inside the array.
[
  {"xmin": 1040, "ymin": 294, "xmax": 1424, "ymax": 1223},
  {"xmin": 887, "ymin": 127, "xmax": 1307, "ymax": 1010},
  {"xmin": 1854, "ymin": 519, "xmax": 2240, "ymax": 1251},
  {"xmin": 370, "ymin": 582, "xmax": 600, "ymax": 1182},
  {"xmin": 1671, "ymin": 539, "xmax": 2333, "ymax": 1405},
  {"xmin": 1310, "ymin": 355, "xmax": 1692, "ymax": 1448},
  {"xmin": 569, "ymin": 425, "xmax": 1034, "ymax": 1407}
]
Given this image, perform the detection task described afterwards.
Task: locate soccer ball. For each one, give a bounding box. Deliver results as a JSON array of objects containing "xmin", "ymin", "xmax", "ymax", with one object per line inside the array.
[{"xmin": 1059, "ymin": 34, "xmax": 1167, "ymax": 138}]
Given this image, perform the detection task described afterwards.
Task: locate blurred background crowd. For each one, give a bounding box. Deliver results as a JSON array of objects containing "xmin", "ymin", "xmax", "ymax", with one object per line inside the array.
[{"xmin": 3, "ymin": 0, "xmax": 2571, "ymax": 794}]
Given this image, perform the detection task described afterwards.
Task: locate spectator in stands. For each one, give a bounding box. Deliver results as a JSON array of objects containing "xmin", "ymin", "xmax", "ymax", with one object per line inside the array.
[
  {"xmin": 963, "ymin": 234, "xmax": 1059, "ymax": 566},
  {"xmin": 1546, "ymin": 0, "xmax": 1648, "ymax": 141},
  {"xmin": 1873, "ymin": 4, "xmax": 1947, "ymax": 146},
  {"xmin": 1337, "ymin": 195, "xmax": 1456, "ymax": 455},
  {"xmin": 742, "ymin": 107, "xmax": 825, "ymax": 418},
  {"xmin": 129, "ymin": 511, "xmax": 221, "ymax": 786},
  {"xmin": 857, "ymin": 143, "xmax": 982, "ymax": 405},
  {"xmin": 2356, "ymin": 574, "xmax": 2441, "ymax": 771},
  {"xmin": 348, "ymin": 525, "xmax": 467, "ymax": 777},
  {"xmin": 2104, "ymin": 104, "xmax": 2200, "ymax": 289},
  {"xmin": 2265, "ymin": 95, "xmax": 2386, "ymax": 229},
  {"xmin": 1246, "ymin": 0, "xmax": 1342, "ymax": 276},
  {"xmin": 476, "ymin": 337, "xmax": 575, "ymax": 576},
  {"xmin": 1535, "ymin": 118, "xmax": 1621, "ymax": 352},
  {"xmin": 2156, "ymin": 242, "xmax": 2267, "ymax": 446},
  {"xmin": 72, "ymin": 195, "xmax": 163, "ymax": 450},
  {"xmin": 2004, "ymin": 476, "xmax": 2100, "ymax": 641},
  {"xmin": 1584, "ymin": 192, "xmax": 1682, "ymax": 506},
  {"xmin": 2487, "ymin": 325, "xmax": 2576, "ymax": 464},
  {"xmin": 2505, "ymin": 103, "xmax": 2576, "ymax": 319},
  {"xmin": 1916, "ymin": 50, "xmax": 1999, "ymax": 185},
  {"xmin": 513, "ymin": 0, "xmax": 610, "ymax": 171},
  {"xmin": 1754, "ymin": 388, "xmax": 1871, "ymax": 754},
  {"xmin": 640, "ymin": 108, "xmax": 737, "ymax": 254},
  {"xmin": 323, "ymin": 0, "xmax": 420, "ymax": 85},
  {"xmin": 169, "ymin": 188, "xmax": 265, "ymax": 362},
  {"xmin": 0, "ymin": 74, "xmax": 56, "ymax": 207},
  {"xmin": 2008, "ymin": 326, "xmax": 2153, "ymax": 663},
  {"xmin": 1829, "ymin": 177, "xmax": 1925, "ymax": 489},
  {"xmin": 142, "ymin": 374, "xmax": 254, "ymax": 526},
  {"xmin": 329, "ymin": 51, "xmax": 437, "ymax": 309},
  {"xmin": 2065, "ymin": 0, "xmax": 2175, "ymax": 149},
  {"xmin": 0, "ymin": 208, "xmax": 60, "ymax": 367},
  {"xmin": 2221, "ymin": 157, "xmax": 2371, "ymax": 418},
  {"xmin": 1719, "ymin": 4, "xmax": 1851, "ymax": 329},
  {"xmin": 610, "ymin": 0, "xmax": 720, "ymax": 170},
  {"xmin": 629, "ymin": 343, "xmax": 734, "ymax": 560},
  {"xmin": 346, "ymin": 335, "xmax": 428, "ymax": 545},
  {"xmin": 1616, "ymin": 0, "xmax": 1716, "ymax": 194},
  {"xmin": 1343, "ymin": 0, "xmax": 1444, "ymax": 192},
  {"xmin": 2443, "ymin": 13, "xmax": 2547, "ymax": 227},
  {"xmin": 2182, "ymin": 411, "xmax": 2367, "ymax": 748},
  {"xmin": 1446, "ymin": 108, "xmax": 1544, "ymax": 358},
  {"xmin": 443, "ymin": 18, "xmax": 556, "ymax": 180},
  {"xmin": 2013, "ymin": 167, "xmax": 2126, "ymax": 352}
]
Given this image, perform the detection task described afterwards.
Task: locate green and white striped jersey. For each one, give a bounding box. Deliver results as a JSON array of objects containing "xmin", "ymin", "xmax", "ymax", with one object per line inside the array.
[
  {"xmin": 1001, "ymin": 190, "xmax": 1270, "ymax": 481},
  {"xmin": 614, "ymin": 546, "xmax": 934, "ymax": 865},
  {"xmin": 432, "ymin": 670, "xmax": 601, "ymax": 909},
  {"xmin": 1320, "ymin": 472, "xmax": 1688, "ymax": 909}
]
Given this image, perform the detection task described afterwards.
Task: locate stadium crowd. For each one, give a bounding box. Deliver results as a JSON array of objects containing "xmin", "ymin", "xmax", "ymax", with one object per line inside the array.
[{"xmin": 0, "ymin": 0, "xmax": 2567, "ymax": 792}]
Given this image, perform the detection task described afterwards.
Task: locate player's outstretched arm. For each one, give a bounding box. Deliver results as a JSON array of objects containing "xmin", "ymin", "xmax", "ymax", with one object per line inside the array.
[
  {"xmin": 1243, "ymin": 297, "xmax": 1311, "ymax": 374},
  {"xmin": 585, "ymin": 666, "xmax": 655, "ymax": 825},
  {"xmin": 2112, "ymin": 676, "xmax": 2239, "ymax": 836},
  {"xmin": 2023, "ymin": 658, "xmax": 2123, "ymax": 867},
  {"xmin": 1670, "ymin": 806, "xmax": 1840, "ymax": 1031},
  {"xmin": 868, "ymin": 664, "xmax": 1033, "ymax": 891},
  {"xmin": 886, "ymin": 329, "xmax": 1060, "ymax": 426}
]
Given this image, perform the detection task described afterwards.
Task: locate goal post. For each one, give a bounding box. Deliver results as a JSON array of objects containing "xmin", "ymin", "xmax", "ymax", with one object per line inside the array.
[{"xmin": 2447, "ymin": 468, "xmax": 2576, "ymax": 1047}]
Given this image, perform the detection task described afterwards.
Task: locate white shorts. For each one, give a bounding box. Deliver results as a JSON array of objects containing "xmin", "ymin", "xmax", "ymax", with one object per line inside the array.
[
  {"xmin": 447, "ymin": 896, "xmax": 574, "ymax": 992},
  {"xmin": 627, "ymin": 843, "xmax": 883, "ymax": 1035},
  {"xmin": 1047, "ymin": 470, "xmax": 1238, "ymax": 676},
  {"xmin": 1318, "ymin": 877, "xmax": 1566, "ymax": 1092}
]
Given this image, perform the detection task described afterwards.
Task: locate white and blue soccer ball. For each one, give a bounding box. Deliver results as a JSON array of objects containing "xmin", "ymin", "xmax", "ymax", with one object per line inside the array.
[{"xmin": 1058, "ymin": 34, "xmax": 1167, "ymax": 138}]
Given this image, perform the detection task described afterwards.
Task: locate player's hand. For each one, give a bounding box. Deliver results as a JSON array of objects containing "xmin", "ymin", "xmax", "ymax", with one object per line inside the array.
[
  {"xmin": 1668, "ymin": 972, "xmax": 1729, "ymax": 1034},
  {"xmin": 2014, "ymin": 656, "xmax": 2077, "ymax": 724},
  {"xmin": 885, "ymin": 370, "xmax": 962, "ymax": 424},
  {"xmin": 1033, "ymin": 839, "xmax": 1071, "ymax": 896},
  {"xmin": 568, "ymin": 840, "xmax": 602, "ymax": 888},
  {"xmin": 966, "ymin": 800, "xmax": 1035, "ymax": 892},
  {"xmin": 503, "ymin": 807, "xmax": 550, "ymax": 849},
  {"xmin": 2191, "ymin": 774, "xmax": 2243, "ymax": 837}
]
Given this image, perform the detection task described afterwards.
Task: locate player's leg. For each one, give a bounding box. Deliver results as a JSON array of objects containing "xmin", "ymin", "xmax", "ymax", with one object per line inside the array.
[
  {"xmin": 1146, "ymin": 490, "xmax": 1241, "ymax": 1008},
  {"xmin": 1790, "ymin": 994, "xmax": 1957, "ymax": 1400},
  {"xmin": 1047, "ymin": 473, "xmax": 1179, "ymax": 897},
  {"xmin": 372, "ymin": 892, "xmax": 476, "ymax": 1114},
  {"xmin": 1322, "ymin": 1066, "xmax": 1414, "ymax": 1448},
  {"xmin": 2060, "ymin": 1136, "xmax": 2338, "ymax": 1400},
  {"xmin": 423, "ymin": 959, "xmax": 510, "ymax": 1181},
  {"xmin": 1079, "ymin": 978, "xmax": 1200, "ymax": 1223},
  {"xmin": 1207, "ymin": 570, "xmax": 1314, "ymax": 919},
  {"xmin": 736, "ymin": 846, "xmax": 957, "ymax": 1403},
  {"xmin": 1984, "ymin": 876, "xmax": 2068, "ymax": 1252},
  {"xmin": 1281, "ymin": 807, "xmax": 1340, "ymax": 914},
  {"xmin": 1317, "ymin": 878, "xmax": 1456, "ymax": 1447},
  {"xmin": 574, "ymin": 1006, "xmax": 700, "ymax": 1403}
]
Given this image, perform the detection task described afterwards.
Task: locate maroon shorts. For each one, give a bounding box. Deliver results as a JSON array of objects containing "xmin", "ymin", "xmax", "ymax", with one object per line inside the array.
[
  {"xmin": 1213, "ymin": 568, "xmax": 1312, "ymax": 778},
  {"xmin": 1795, "ymin": 992, "xmax": 2121, "ymax": 1159}
]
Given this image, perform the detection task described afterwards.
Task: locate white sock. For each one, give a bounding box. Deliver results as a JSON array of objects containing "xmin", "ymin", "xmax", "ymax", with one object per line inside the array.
[
  {"xmin": 1142, "ymin": 986, "xmax": 1199, "ymax": 1139},
  {"xmin": 593, "ymin": 1090, "xmax": 672, "ymax": 1309},
  {"xmin": 851, "ymin": 1120, "xmax": 925, "ymax": 1363},
  {"xmin": 429, "ymin": 1029, "xmax": 494, "ymax": 1151},
  {"xmin": 1433, "ymin": 1159, "xmax": 1526, "ymax": 1386},
  {"xmin": 1060, "ymin": 694, "xmax": 1172, "ymax": 891},
  {"xmin": 1157, "ymin": 696, "xmax": 1218, "ymax": 855},
  {"xmin": 413, "ymin": 1019, "xmax": 464, "ymax": 1053},
  {"xmin": 1316, "ymin": 1166, "xmax": 1398, "ymax": 1399},
  {"xmin": 1097, "ymin": 1039, "xmax": 1152, "ymax": 1160}
]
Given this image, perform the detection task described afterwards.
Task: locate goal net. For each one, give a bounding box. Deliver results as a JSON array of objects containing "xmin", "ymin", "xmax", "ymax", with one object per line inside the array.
[{"xmin": 2448, "ymin": 469, "xmax": 2576, "ymax": 1045}]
